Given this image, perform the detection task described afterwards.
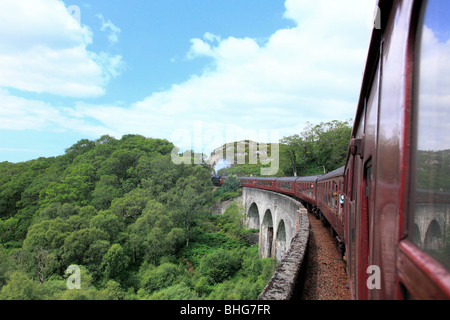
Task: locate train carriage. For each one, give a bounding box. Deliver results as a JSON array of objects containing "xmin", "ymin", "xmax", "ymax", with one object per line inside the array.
[
  {"xmin": 213, "ymin": 0, "xmax": 450, "ymax": 300},
  {"xmin": 239, "ymin": 176, "xmax": 256, "ymax": 188},
  {"xmin": 316, "ymin": 167, "xmax": 345, "ymax": 241},
  {"xmin": 343, "ymin": 0, "xmax": 450, "ymax": 299},
  {"xmin": 253, "ymin": 177, "xmax": 277, "ymax": 192},
  {"xmin": 293, "ymin": 175, "xmax": 320, "ymax": 207},
  {"xmin": 275, "ymin": 177, "xmax": 298, "ymax": 197}
]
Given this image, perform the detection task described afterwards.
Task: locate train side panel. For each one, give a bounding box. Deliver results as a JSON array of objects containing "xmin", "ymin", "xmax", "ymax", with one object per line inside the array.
[
  {"xmin": 344, "ymin": 0, "xmax": 450, "ymax": 299},
  {"xmin": 317, "ymin": 167, "xmax": 345, "ymax": 241},
  {"xmin": 276, "ymin": 177, "xmax": 297, "ymax": 197},
  {"xmin": 344, "ymin": 0, "xmax": 408, "ymax": 300},
  {"xmin": 294, "ymin": 176, "xmax": 319, "ymax": 207}
]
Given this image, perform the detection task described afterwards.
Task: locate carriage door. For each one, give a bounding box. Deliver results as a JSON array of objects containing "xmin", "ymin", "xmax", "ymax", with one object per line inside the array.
[{"xmin": 360, "ymin": 54, "xmax": 380, "ymax": 300}]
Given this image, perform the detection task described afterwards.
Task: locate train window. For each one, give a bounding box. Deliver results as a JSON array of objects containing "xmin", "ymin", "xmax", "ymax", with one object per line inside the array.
[{"xmin": 410, "ymin": 0, "xmax": 450, "ymax": 270}]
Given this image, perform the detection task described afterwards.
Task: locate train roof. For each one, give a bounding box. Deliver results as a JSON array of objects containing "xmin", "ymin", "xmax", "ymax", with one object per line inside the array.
[
  {"xmin": 317, "ymin": 166, "xmax": 345, "ymax": 181},
  {"xmin": 251, "ymin": 177, "xmax": 277, "ymax": 180},
  {"xmin": 276, "ymin": 177, "xmax": 299, "ymax": 182},
  {"xmin": 295, "ymin": 175, "xmax": 321, "ymax": 182}
]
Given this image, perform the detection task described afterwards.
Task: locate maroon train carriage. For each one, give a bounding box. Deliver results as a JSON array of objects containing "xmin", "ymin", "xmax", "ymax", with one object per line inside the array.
[
  {"xmin": 343, "ymin": 0, "xmax": 450, "ymax": 299},
  {"xmin": 253, "ymin": 177, "xmax": 277, "ymax": 192},
  {"xmin": 293, "ymin": 175, "xmax": 320, "ymax": 208},
  {"xmin": 275, "ymin": 177, "xmax": 297, "ymax": 197},
  {"xmin": 239, "ymin": 176, "xmax": 256, "ymax": 188},
  {"xmin": 316, "ymin": 167, "xmax": 345, "ymax": 244},
  {"xmin": 213, "ymin": 0, "xmax": 450, "ymax": 300}
]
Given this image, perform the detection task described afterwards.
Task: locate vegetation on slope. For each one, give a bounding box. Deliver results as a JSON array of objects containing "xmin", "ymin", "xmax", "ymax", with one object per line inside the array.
[{"xmin": 0, "ymin": 134, "xmax": 276, "ymax": 300}]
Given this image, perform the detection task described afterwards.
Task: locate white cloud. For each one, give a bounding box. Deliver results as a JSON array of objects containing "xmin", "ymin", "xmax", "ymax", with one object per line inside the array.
[
  {"xmin": 1, "ymin": 0, "xmax": 377, "ymax": 155},
  {"xmin": 97, "ymin": 14, "xmax": 121, "ymax": 45},
  {"xmin": 89, "ymin": 0, "xmax": 376, "ymax": 148},
  {"xmin": 0, "ymin": 88, "xmax": 108, "ymax": 136},
  {"xmin": 417, "ymin": 26, "xmax": 450, "ymax": 151},
  {"xmin": 0, "ymin": 0, "xmax": 123, "ymax": 97}
]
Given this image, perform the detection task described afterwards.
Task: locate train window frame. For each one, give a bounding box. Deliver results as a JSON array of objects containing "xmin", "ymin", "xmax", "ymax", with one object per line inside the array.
[
  {"xmin": 398, "ymin": 0, "xmax": 450, "ymax": 299},
  {"xmin": 408, "ymin": 0, "xmax": 450, "ymax": 270}
]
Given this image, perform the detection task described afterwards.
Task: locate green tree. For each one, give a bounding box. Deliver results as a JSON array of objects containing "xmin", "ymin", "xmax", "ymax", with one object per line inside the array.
[
  {"xmin": 109, "ymin": 188, "xmax": 150, "ymax": 223},
  {"xmin": 100, "ymin": 280, "xmax": 126, "ymax": 300},
  {"xmin": 167, "ymin": 166, "xmax": 214, "ymax": 246},
  {"xmin": 0, "ymin": 272, "xmax": 42, "ymax": 300},
  {"xmin": 147, "ymin": 283, "xmax": 198, "ymax": 300},
  {"xmin": 139, "ymin": 262, "xmax": 183, "ymax": 293},
  {"xmin": 65, "ymin": 139, "xmax": 96, "ymax": 161},
  {"xmin": 198, "ymin": 248, "xmax": 242, "ymax": 284},
  {"xmin": 280, "ymin": 135, "xmax": 302, "ymax": 176},
  {"xmin": 91, "ymin": 175, "xmax": 123, "ymax": 210},
  {"xmin": 129, "ymin": 200, "xmax": 183, "ymax": 265},
  {"xmin": 312, "ymin": 120, "xmax": 352, "ymax": 173},
  {"xmin": 101, "ymin": 244, "xmax": 129, "ymax": 282},
  {"xmin": 90, "ymin": 212, "xmax": 125, "ymax": 244},
  {"xmin": 281, "ymin": 120, "xmax": 352, "ymax": 175},
  {"xmin": 23, "ymin": 218, "xmax": 71, "ymax": 256},
  {"xmin": 61, "ymin": 228, "xmax": 110, "ymax": 270},
  {"xmin": 214, "ymin": 174, "xmax": 242, "ymax": 202}
]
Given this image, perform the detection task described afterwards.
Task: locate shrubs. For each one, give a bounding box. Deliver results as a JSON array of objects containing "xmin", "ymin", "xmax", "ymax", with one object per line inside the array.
[
  {"xmin": 198, "ymin": 249, "xmax": 241, "ymax": 284},
  {"xmin": 214, "ymin": 174, "xmax": 242, "ymax": 202}
]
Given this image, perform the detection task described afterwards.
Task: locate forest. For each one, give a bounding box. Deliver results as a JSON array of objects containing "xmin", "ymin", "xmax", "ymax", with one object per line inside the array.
[
  {"xmin": 0, "ymin": 119, "xmax": 352, "ymax": 300},
  {"xmin": 0, "ymin": 134, "xmax": 276, "ymax": 300}
]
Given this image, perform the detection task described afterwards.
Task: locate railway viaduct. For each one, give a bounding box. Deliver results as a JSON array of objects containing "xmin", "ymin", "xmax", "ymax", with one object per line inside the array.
[
  {"xmin": 239, "ymin": 187, "xmax": 310, "ymax": 300},
  {"xmin": 242, "ymin": 187, "xmax": 305, "ymax": 261},
  {"xmin": 413, "ymin": 203, "xmax": 450, "ymax": 253}
]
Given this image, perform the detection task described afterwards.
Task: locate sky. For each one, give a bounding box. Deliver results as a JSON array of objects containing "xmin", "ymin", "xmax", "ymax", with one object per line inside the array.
[{"xmin": 0, "ymin": 0, "xmax": 378, "ymax": 163}]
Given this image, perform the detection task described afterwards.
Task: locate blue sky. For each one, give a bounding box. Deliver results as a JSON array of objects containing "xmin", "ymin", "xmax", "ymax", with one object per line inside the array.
[{"xmin": 0, "ymin": 0, "xmax": 377, "ymax": 163}]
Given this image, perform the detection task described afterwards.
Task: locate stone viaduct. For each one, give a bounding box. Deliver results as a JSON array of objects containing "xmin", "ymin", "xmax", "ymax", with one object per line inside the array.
[
  {"xmin": 242, "ymin": 187, "xmax": 305, "ymax": 261},
  {"xmin": 239, "ymin": 187, "xmax": 311, "ymax": 300},
  {"xmin": 413, "ymin": 202, "xmax": 450, "ymax": 252}
]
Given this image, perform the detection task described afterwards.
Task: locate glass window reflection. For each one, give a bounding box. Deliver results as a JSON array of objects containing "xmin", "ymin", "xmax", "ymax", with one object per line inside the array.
[{"xmin": 411, "ymin": 0, "xmax": 450, "ymax": 270}]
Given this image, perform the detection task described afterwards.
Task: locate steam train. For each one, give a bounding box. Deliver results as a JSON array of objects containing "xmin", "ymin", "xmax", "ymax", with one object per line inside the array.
[{"xmin": 213, "ymin": 0, "xmax": 450, "ymax": 300}]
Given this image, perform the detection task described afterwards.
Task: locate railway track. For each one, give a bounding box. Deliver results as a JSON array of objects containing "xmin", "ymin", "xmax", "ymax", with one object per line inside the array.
[{"xmin": 301, "ymin": 212, "xmax": 350, "ymax": 300}]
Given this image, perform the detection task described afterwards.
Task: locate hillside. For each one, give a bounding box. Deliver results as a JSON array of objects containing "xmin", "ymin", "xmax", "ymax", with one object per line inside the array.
[
  {"xmin": 0, "ymin": 134, "xmax": 276, "ymax": 300},
  {"xmin": 208, "ymin": 140, "xmax": 280, "ymax": 177},
  {"xmin": 211, "ymin": 120, "xmax": 352, "ymax": 178}
]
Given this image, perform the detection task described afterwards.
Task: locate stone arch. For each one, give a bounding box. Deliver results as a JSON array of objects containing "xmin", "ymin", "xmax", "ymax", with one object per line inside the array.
[
  {"xmin": 424, "ymin": 219, "xmax": 442, "ymax": 252},
  {"xmin": 247, "ymin": 202, "xmax": 260, "ymax": 230},
  {"xmin": 276, "ymin": 220, "xmax": 286, "ymax": 262},
  {"xmin": 260, "ymin": 209, "xmax": 274, "ymax": 258},
  {"xmin": 411, "ymin": 223, "xmax": 421, "ymax": 247}
]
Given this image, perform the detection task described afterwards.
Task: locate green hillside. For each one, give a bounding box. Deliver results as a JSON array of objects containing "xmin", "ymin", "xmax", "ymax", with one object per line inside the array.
[{"xmin": 0, "ymin": 134, "xmax": 275, "ymax": 300}]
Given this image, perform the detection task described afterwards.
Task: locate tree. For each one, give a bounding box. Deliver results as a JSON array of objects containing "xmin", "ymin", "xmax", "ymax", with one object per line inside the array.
[
  {"xmin": 100, "ymin": 280, "xmax": 125, "ymax": 300},
  {"xmin": 109, "ymin": 188, "xmax": 151, "ymax": 223},
  {"xmin": 129, "ymin": 200, "xmax": 183, "ymax": 264},
  {"xmin": 23, "ymin": 218, "xmax": 71, "ymax": 257},
  {"xmin": 61, "ymin": 228, "xmax": 109, "ymax": 269},
  {"xmin": 39, "ymin": 174, "xmax": 94, "ymax": 206},
  {"xmin": 167, "ymin": 166, "xmax": 213, "ymax": 246},
  {"xmin": 198, "ymin": 249, "xmax": 242, "ymax": 284},
  {"xmin": 65, "ymin": 139, "xmax": 96, "ymax": 160},
  {"xmin": 90, "ymin": 212, "xmax": 124, "ymax": 244},
  {"xmin": 214, "ymin": 174, "xmax": 242, "ymax": 202},
  {"xmin": 280, "ymin": 135, "xmax": 302, "ymax": 176},
  {"xmin": 0, "ymin": 272, "xmax": 42, "ymax": 300},
  {"xmin": 280, "ymin": 120, "xmax": 352, "ymax": 175},
  {"xmin": 35, "ymin": 248, "xmax": 58, "ymax": 284},
  {"xmin": 101, "ymin": 244, "xmax": 129, "ymax": 282},
  {"xmin": 91, "ymin": 175, "xmax": 122, "ymax": 210},
  {"xmin": 313, "ymin": 120, "xmax": 352, "ymax": 173}
]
